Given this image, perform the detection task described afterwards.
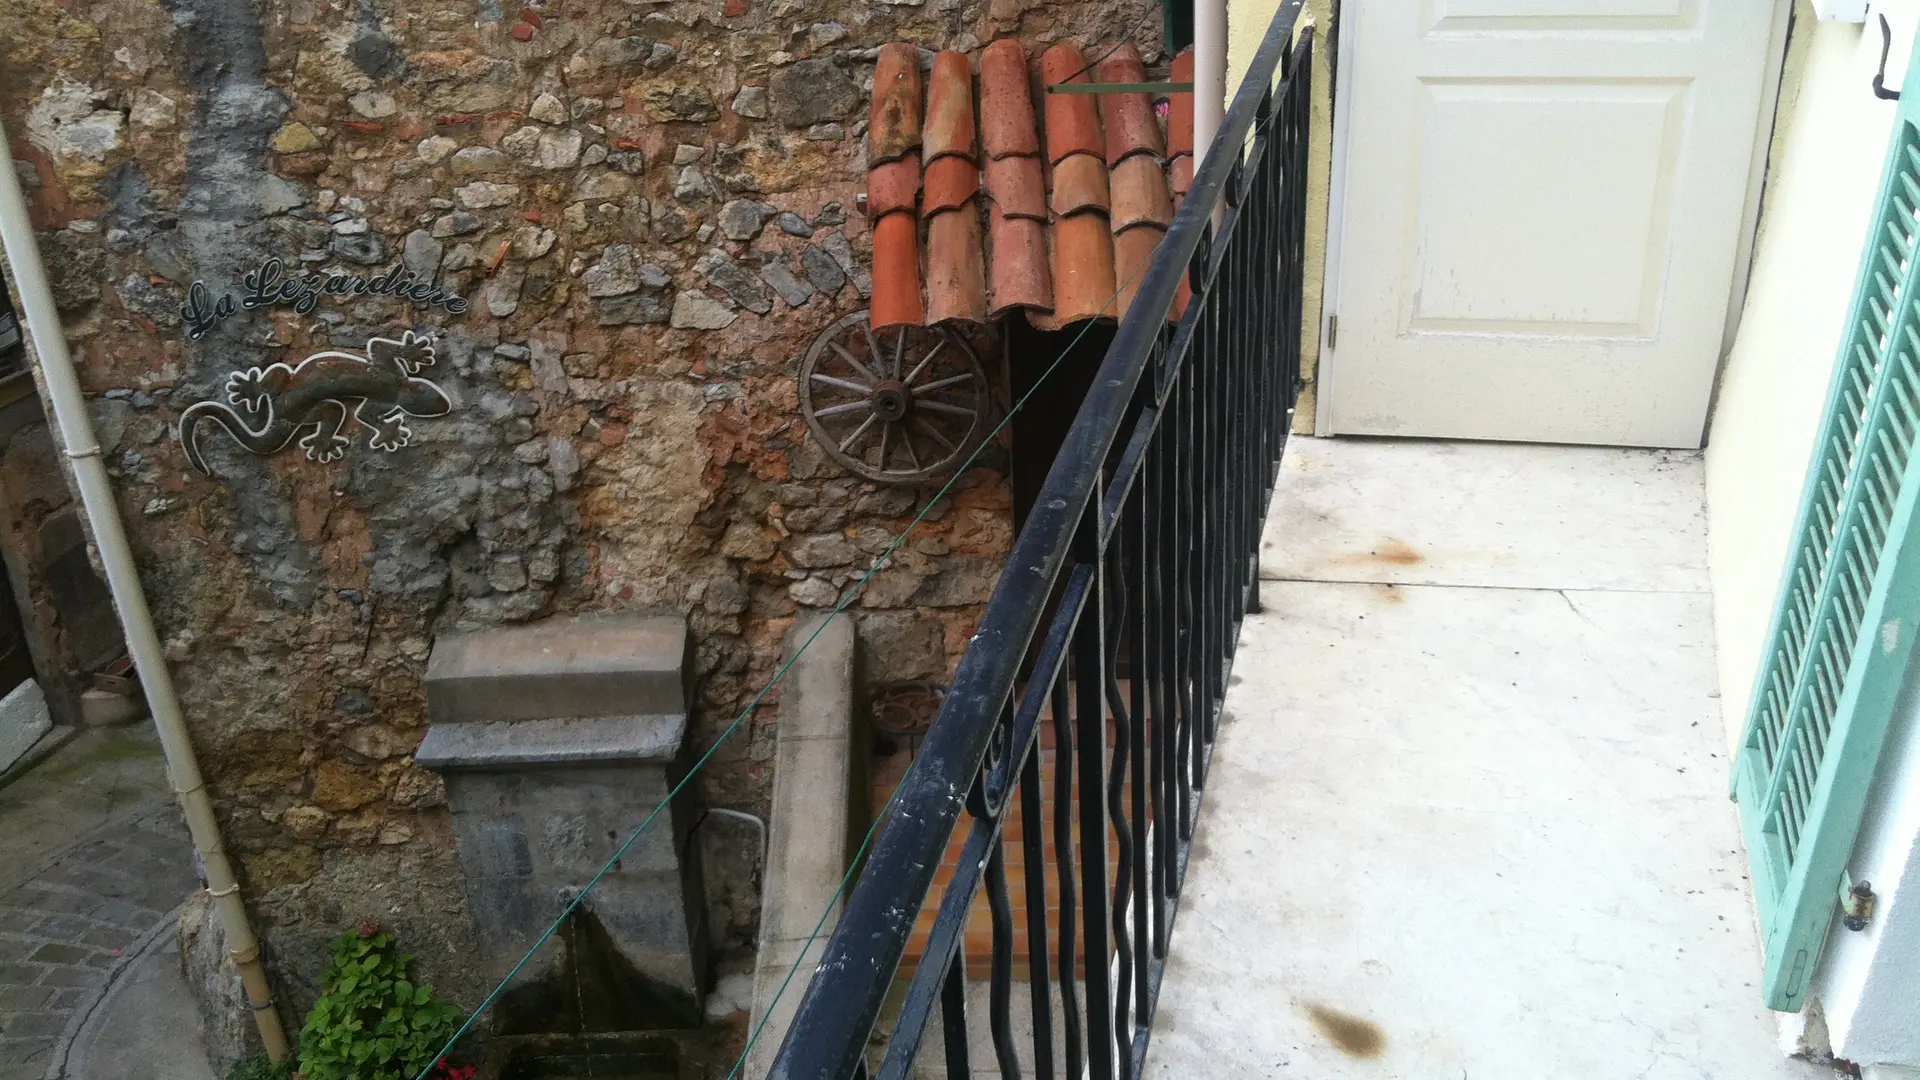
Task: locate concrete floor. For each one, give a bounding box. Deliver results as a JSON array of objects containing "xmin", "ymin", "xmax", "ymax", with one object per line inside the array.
[{"xmin": 1144, "ymin": 438, "xmax": 1834, "ymax": 1080}]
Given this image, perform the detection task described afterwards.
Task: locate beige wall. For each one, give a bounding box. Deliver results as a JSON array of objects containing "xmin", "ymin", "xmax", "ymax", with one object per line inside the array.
[
  {"xmin": 1229, "ymin": 0, "xmax": 1335, "ymax": 434},
  {"xmin": 1706, "ymin": 8, "xmax": 1897, "ymax": 752}
]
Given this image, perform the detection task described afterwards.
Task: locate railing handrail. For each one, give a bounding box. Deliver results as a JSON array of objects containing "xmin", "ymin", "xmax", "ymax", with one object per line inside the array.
[{"xmin": 766, "ymin": 8, "xmax": 1308, "ymax": 1077}]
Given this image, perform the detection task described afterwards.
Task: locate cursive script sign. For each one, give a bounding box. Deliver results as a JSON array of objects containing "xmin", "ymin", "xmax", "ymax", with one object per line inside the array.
[{"xmin": 182, "ymin": 258, "xmax": 469, "ymax": 341}]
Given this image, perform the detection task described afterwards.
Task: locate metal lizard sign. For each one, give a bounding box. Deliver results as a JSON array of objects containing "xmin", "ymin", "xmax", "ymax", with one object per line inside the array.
[{"xmin": 178, "ymin": 331, "xmax": 453, "ymax": 476}]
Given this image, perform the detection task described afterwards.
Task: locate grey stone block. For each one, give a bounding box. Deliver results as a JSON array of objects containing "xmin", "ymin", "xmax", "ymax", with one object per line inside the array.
[
  {"xmin": 414, "ymin": 713, "xmax": 687, "ymax": 770},
  {"xmin": 425, "ymin": 614, "xmax": 691, "ymax": 723},
  {"xmin": 418, "ymin": 615, "xmax": 707, "ymax": 1026},
  {"xmin": 746, "ymin": 615, "xmax": 857, "ymax": 1080}
]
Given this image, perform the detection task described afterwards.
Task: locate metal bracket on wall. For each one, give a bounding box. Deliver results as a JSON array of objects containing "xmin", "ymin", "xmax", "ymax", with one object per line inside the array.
[
  {"xmin": 1840, "ymin": 871, "xmax": 1877, "ymax": 931},
  {"xmin": 1875, "ymin": 13, "xmax": 1903, "ymax": 101}
]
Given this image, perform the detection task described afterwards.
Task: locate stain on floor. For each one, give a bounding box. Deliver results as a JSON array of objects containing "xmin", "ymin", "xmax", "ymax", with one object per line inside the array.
[
  {"xmin": 1333, "ymin": 538, "xmax": 1423, "ymax": 568},
  {"xmin": 1302, "ymin": 1001, "xmax": 1386, "ymax": 1059}
]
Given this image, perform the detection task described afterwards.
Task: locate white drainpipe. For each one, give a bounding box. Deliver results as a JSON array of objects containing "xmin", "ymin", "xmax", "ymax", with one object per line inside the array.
[
  {"xmin": 0, "ymin": 117, "xmax": 292, "ymax": 1063},
  {"xmin": 1194, "ymin": 0, "xmax": 1229, "ymax": 220}
]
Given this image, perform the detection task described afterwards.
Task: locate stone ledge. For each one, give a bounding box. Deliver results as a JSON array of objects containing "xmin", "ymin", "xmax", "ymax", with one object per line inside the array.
[
  {"xmin": 425, "ymin": 614, "xmax": 690, "ymax": 723},
  {"xmin": 413, "ymin": 712, "xmax": 687, "ymax": 770}
]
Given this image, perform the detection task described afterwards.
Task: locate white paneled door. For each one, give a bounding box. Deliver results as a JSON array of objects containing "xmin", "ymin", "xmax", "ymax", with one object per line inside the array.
[{"xmin": 1322, "ymin": 1, "xmax": 1784, "ymax": 447}]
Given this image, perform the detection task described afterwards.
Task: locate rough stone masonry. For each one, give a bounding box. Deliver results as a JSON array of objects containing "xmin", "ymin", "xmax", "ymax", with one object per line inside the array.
[{"xmin": 0, "ymin": 0, "xmax": 1159, "ymax": 1035}]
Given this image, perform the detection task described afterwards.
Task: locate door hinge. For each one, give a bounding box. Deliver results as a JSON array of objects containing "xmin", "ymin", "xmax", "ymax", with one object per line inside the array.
[{"xmin": 1327, "ymin": 314, "xmax": 1337, "ymax": 349}]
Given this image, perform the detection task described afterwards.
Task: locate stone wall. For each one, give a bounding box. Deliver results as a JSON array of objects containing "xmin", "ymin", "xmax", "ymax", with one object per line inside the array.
[{"xmin": 0, "ymin": 0, "xmax": 1159, "ymax": 1026}]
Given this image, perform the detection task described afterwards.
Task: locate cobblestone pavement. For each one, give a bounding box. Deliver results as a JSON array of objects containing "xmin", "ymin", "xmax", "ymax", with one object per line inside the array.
[{"xmin": 0, "ymin": 729, "xmax": 197, "ymax": 1080}]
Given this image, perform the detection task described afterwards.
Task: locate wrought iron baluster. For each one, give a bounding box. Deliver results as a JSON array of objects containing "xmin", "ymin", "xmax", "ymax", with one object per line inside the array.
[
  {"xmin": 1019, "ymin": 745, "xmax": 1056, "ymax": 1080},
  {"xmin": 942, "ymin": 953, "xmax": 971, "ymax": 1079},
  {"xmin": 984, "ymin": 845, "xmax": 1022, "ymax": 1080},
  {"xmin": 1075, "ymin": 508, "xmax": 1117, "ymax": 1080},
  {"xmin": 1051, "ymin": 673, "xmax": 1083, "ymax": 1080},
  {"xmin": 1102, "ymin": 509, "xmax": 1136, "ymax": 1077}
]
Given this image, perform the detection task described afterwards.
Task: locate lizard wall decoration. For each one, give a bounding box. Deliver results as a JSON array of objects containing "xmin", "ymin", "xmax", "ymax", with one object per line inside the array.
[{"xmin": 178, "ymin": 331, "xmax": 455, "ymax": 476}]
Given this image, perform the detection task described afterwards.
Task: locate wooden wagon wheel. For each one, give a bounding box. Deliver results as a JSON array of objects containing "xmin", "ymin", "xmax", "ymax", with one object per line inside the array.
[{"xmin": 799, "ymin": 312, "xmax": 990, "ymax": 486}]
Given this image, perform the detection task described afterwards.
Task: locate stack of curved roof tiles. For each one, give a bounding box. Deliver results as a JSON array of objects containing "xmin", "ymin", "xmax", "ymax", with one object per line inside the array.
[{"xmin": 866, "ymin": 41, "xmax": 1197, "ymax": 332}]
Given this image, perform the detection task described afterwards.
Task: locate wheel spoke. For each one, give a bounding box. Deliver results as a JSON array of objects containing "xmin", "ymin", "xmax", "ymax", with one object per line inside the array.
[
  {"xmin": 913, "ymin": 415, "xmax": 960, "ymax": 454},
  {"xmin": 860, "ymin": 320, "xmax": 885, "ymax": 373},
  {"xmin": 912, "ymin": 372, "xmax": 976, "ymax": 396},
  {"xmin": 900, "ymin": 337, "xmax": 949, "ymax": 387},
  {"xmin": 810, "ymin": 372, "xmax": 873, "ymax": 395},
  {"xmin": 813, "ymin": 400, "xmax": 871, "ymax": 419},
  {"xmin": 829, "ymin": 340, "xmax": 882, "ymax": 385},
  {"xmin": 901, "ymin": 425, "xmax": 923, "ymax": 470},
  {"xmin": 892, "ymin": 327, "xmax": 908, "ymax": 379},
  {"xmin": 918, "ymin": 399, "xmax": 978, "ymax": 420},
  {"xmin": 838, "ymin": 413, "xmax": 877, "ymax": 454},
  {"xmin": 877, "ymin": 422, "xmax": 892, "ymax": 469}
]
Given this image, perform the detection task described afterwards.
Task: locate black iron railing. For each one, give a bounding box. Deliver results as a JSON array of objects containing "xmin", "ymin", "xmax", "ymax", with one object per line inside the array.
[{"xmin": 768, "ymin": 7, "xmax": 1312, "ymax": 1078}]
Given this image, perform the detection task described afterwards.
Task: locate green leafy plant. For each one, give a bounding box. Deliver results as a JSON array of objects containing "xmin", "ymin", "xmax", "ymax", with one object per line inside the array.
[
  {"xmin": 297, "ymin": 921, "xmax": 464, "ymax": 1080},
  {"xmin": 225, "ymin": 1051, "xmax": 293, "ymax": 1080}
]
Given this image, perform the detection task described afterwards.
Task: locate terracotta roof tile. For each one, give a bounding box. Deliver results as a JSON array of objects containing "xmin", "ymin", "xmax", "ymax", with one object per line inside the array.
[
  {"xmin": 980, "ymin": 41, "xmax": 1040, "ymax": 160},
  {"xmin": 871, "ymin": 211, "xmax": 924, "ymax": 330},
  {"xmin": 1110, "ymin": 154, "xmax": 1172, "ymax": 233},
  {"xmin": 923, "ymin": 155, "xmax": 979, "ymax": 215},
  {"xmin": 868, "ymin": 156, "xmax": 921, "ymax": 218},
  {"xmin": 1169, "ymin": 153, "xmax": 1193, "ymax": 196},
  {"xmin": 1167, "ymin": 48, "xmax": 1195, "ymax": 159},
  {"xmin": 927, "ymin": 208, "xmax": 987, "ymax": 324},
  {"xmin": 1096, "ymin": 44, "xmax": 1164, "ymax": 165},
  {"xmin": 871, "ymin": 43, "xmax": 924, "ymax": 165},
  {"xmin": 1112, "ymin": 224, "xmax": 1164, "ymax": 320},
  {"xmin": 989, "ymin": 208, "xmax": 1051, "ymax": 315},
  {"xmin": 924, "ymin": 51, "xmax": 977, "ymax": 163},
  {"xmin": 985, "ymin": 154, "xmax": 1046, "ymax": 221},
  {"xmin": 1050, "ymin": 153, "xmax": 1110, "ymax": 217},
  {"xmin": 1049, "ymin": 210, "xmax": 1117, "ymax": 325},
  {"xmin": 1041, "ymin": 44, "xmax": 1105, "ymax": 163}
]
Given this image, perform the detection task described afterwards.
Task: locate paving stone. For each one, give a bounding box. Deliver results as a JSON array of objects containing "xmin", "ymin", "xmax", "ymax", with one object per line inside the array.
[
  {"xmin": 0, "ymin": 987, "xmax": 52, "ymax": 1014},
  {"xmin": 0, "ymin": 964, "xmax": 43, "ymax": 988},
  {"xmin": 27, "ymin": 943, "xmax": 90, "ymax": 966},
  {"xmin": 0, "ymin": 1012, "xmax": 65, "ymax": 1039},
  {"xmin": 38, "ymin": 967, "xmax": 96, "ymax": 989}
]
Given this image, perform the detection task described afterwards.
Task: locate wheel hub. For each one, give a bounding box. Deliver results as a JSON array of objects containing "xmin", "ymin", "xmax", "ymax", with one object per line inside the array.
[{"xmin": 870, "ymin": 380, "xmax": 911, "ymax": 423}]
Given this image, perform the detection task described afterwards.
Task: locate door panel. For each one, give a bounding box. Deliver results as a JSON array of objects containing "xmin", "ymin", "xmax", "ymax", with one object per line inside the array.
[{"xmin": 1326, "ymin": 0, "xmax": 1781, "ymax": 446}]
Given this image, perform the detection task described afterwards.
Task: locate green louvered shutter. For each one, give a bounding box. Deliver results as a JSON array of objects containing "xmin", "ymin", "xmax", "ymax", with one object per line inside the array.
[{"xmin": 1733, "ymin": 25, "xmax": 1920, "ymax": 1014}]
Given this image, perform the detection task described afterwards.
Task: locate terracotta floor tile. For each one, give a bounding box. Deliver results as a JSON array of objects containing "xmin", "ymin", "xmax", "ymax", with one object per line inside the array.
[
  {"xmin": 924, "ymin": 50, "xmax": 977, "ymax": 164},
  {"xmin": 1050, "ymin": 152, "xmax": 1110, "ymax": 217},
  {"xmin": 1050, "ymin": 210, "xmax": 1118, "ymax": 325},
  {"xmin": 871, "ymin": 210, "xmax": 924, "ymax": 330},
  {"xmin": 868, "ymin": 155, "xmax": 921, "ymax": 218},
  {"xmin": 1110, "ymin": 153, "xmax": 1173, "ymax": 233},
  {"xmin": 927, "ymin": 207, "xmax": 987, "ymax": 325},
  {"xmin": 988, "ymin": 210, "xmax": 1052, "ymax": 316},
  {"xmin": 1041, "ymin": 43, "xmax": 1105, "ymax": 163},
  {"xmin": 923, "ymin": 154, "xmax": 979, "ymax": 215},
  {"xmin": 1097, "ymin": 43, "xmax": 1164, "ymax": 165},
  {"xmin": 980, "ymin": 39, "xmax": 1040, "ymax": 160},
  {"xmin": 1168, "ymin": 47, "xmax": 1194, "ymax": 158},
  {"xmin": 1112, "ymin": 222, "xmax": 1165, "ymax": 320},
  {"xmin": 984, "ymin": 153, "xmax": 1046, "ymax": 221},
  {"xmin": 870, "ymin": 42, "xmax": 924, "ymax": 164}
]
